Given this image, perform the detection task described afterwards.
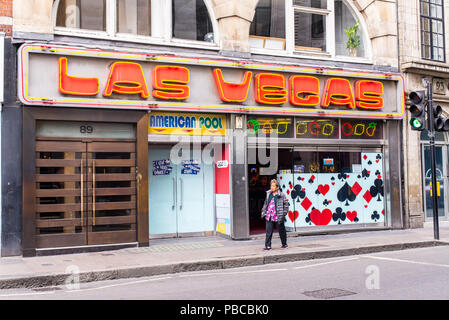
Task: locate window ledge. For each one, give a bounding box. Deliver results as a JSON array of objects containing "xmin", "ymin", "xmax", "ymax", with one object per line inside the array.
[
  {"xmin": 401, "ymin": 60, "xmax": 449, "ymax": 75},
  {"xmin": 54, "ymin": 28, "xmax": 220, "ymax": 52},
  {"xmin": 250, "ymin": 47, "xmax": 373, "ymax": 65}
]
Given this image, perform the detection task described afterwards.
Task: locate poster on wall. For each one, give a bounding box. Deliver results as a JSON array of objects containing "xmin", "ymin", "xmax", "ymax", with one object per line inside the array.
[{"xmin": 277, "ymin": 152, "xmax": 385, "ymax": 229}]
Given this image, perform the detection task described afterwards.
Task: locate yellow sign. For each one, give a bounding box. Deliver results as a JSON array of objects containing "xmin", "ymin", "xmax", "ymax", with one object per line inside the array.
[
  {"xmin": 149, "ymin": 112, "xmax": 226, "ymax": 136},
  {"xmin": 430, "ymin": 182, "xmax": 441, "ymax": 197}
]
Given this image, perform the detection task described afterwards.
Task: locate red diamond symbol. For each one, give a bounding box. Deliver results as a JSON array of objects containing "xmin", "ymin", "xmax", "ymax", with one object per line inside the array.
[
  {"xmin": 363, "ymin": 190, "xmax": 372, "ymax": 203},
  {"xmin": 351, "ymin": 182, "xmax": 362, "ymax": 196},
  {"xmin": 301, "ymin": 197, "xmax": 312, "ymax": 211},
  {"xmin": 363, "ymin": 154, "xmax": 368, "ymax": 160}
]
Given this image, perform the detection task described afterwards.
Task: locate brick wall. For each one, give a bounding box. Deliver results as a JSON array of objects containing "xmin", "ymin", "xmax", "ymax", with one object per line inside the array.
[{"xmin": 0, "ymin": 0, "xmax": 12, "ymax": 36}]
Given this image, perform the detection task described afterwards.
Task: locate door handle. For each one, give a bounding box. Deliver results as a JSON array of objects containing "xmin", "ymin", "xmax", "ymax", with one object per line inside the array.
[
  {"xmin": 179, "ymin": 178, "xmax": 183, "ymax": 210},
  {"xmin": 172, "ymin": 177, "xmax": 176, "ymax": 210},
  {"xmin": 80, "ymin": 158, "xmax": 84, "ymax": 224},
  {"xmin": 92, "ymin": 159, "xmax": 96, "ymax": 226}
]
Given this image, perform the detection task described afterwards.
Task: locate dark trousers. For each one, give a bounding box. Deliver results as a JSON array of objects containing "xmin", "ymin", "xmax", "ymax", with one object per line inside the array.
[{"xmin": 265, "ymin": 220, "xmax": 287, "ymax": 248}]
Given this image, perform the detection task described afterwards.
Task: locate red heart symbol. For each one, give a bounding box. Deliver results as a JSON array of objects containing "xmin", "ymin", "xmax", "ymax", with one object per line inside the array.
[
  {"xmin": 302, "ymin": 188, "xmax": 305, "ymax": 192},
  {"xmin": 376, "ymin": 160, "xmax": 379, "ymax": 163},
  {"xmin": 280, "ymin": 177, "xmax": 282, "ymax": 180},
  {"xmin": 317, "ymin": 184, "xmax": 330, "ymax": 196},
  {"xmin": 364, "ymin": 205, "xmax": 368, "ymax": 208},
  {"xmin": 328, "ymin": 200, "xmax": 332, "ymax": 204},
  {"xmin": 346, "ymin": 211, "xmax": 357, "ymax": 222},
  {"xmin": 301, "ymin": 178, "xmax": 304, "ymax": 181},
  {"xmin": 310, "ymin": 208, "xmax": 332, "ymax": 226},
  {"xmin": 331, "ymin": 182, "xmax": 335, "ymax": 186},
  {"xmin": 288, "ymin": 210, "xmax": 299, "ymax": 222},
  {"xmin": 287, "ymin": 190, "xmax": 290, "ymax": 195}
]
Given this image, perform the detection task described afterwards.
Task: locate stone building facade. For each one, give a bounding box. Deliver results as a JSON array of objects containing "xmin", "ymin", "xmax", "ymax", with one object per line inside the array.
[
  {"xmin": 399, "ymin": 0, "xmax": 449, "ymax": 228},
  {"xmin": 1, "ymin": 0, "xmax": 407, "ymax": 256}
]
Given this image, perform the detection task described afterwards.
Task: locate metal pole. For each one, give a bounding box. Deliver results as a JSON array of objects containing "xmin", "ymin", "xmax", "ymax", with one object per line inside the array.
[{"xmin": 426, "ymin": 81, "xmax": 440, "ymax": 240}]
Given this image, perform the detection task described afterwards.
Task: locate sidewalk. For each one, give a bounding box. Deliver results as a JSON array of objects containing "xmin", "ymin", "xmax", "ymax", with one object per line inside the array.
[{"xmin": 1, "ymin": 222, "xmax": 448, "ymax": 289}]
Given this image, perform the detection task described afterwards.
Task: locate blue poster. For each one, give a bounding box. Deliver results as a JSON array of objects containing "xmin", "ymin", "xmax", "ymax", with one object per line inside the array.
[
  {"xmin": 153, "ymin": 159, "xmax": 172, "ymax": 175},
  {"xmin": 181, "ymin": 160, "xmax": 200, "ymax": 175}
]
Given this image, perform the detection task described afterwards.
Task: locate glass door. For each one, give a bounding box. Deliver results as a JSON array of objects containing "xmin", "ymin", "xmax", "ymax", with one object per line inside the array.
[{"xmin": 422, "ymin": 145, "xmax": 446, "ymax": 219}]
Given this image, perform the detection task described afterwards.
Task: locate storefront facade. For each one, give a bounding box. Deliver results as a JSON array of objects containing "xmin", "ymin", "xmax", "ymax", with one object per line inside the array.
[{"xmin": 1, "ymin": 0, "xmax": 406, "ymax": 256}]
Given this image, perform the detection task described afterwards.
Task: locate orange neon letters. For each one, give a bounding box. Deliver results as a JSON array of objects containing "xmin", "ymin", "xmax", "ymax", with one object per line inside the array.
[
  {"xmin": 213, "ymin": 69, "xmax": 252, "ymax": 103},
  {"xmin": 152, "ymin": 66, "xmax": 190, "ymax": 100},
  {"xmin": 289, "ymin": 75, "xmax": 320, "ymax": 106},
  {"xmin": 59, "ymin": 57, "xmax": 99, "ymax": 96},
  {"xmin": 355, "ymin": 80, "xmax": 384, "ymax": 110},
  {"xmin": 254, "ymin": 73, "xmax": 287, "ymax": 105},
  {"xmin": 321, "ymin": 78, "xmax": 356, "ymax": 109},
  {"xmin": 103, "ymin": 62, "xmax": 150, "ymax": 98}
]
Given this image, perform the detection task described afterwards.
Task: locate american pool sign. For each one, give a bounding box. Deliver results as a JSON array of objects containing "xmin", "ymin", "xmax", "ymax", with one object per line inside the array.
[{"xmin": 18, "ymin": 44, "xmax": 405, "ymax": 119}]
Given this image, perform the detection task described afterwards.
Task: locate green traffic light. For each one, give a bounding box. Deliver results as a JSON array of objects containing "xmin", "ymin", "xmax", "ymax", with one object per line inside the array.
[{"xmin": 410, "ymin": 118, "xmax": 423, "ymax": 129}]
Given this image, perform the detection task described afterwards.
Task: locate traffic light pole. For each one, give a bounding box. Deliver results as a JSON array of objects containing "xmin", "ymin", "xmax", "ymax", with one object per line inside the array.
[{"xmin": 426, "ymin": 81, "xmax": 440, "ymax": 240}]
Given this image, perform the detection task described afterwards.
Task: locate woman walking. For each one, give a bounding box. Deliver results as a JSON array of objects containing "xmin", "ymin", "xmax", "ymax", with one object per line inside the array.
[{"xmin": 261, "ymin": 179, "xmax": 289, "ymax": 250}]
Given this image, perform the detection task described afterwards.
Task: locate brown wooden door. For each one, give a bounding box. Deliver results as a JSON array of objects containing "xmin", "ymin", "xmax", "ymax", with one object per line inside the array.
[
  {"xmin": 35, "ymin": 140, "xmax": 137, "ymax": 249},
  {"xmin": 86, "ymin": 141, "xmax": 137, "ymax": 245}
]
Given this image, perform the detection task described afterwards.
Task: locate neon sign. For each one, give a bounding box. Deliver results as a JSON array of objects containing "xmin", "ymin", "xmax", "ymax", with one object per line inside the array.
[
  {"xmin": 296, "ymin": 118, "xmax": 339, "ymax": 139},
  {"xmin": 341, "ymin": 120, "xmax": 382, "ymax": 139},
  {"xmin": 58, "ymin": 57, "xmax": 385, "ymax": 111},
  {"xmin": 247, "ymin": 117, "xmax": 293, "ymax": 138}
]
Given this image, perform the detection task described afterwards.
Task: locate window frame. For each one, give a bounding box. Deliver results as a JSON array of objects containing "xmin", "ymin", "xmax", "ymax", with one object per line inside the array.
[
  {"xmin": 53, "ymin": 0, "xmax": 220, "ymax": 50},
  {"xmin": 251, "ymin": 0, "xmax": 372, "ymax": 63},
  {"xmin": 419, "ymin": 0, "xmax": 446, "ymax": 63}
]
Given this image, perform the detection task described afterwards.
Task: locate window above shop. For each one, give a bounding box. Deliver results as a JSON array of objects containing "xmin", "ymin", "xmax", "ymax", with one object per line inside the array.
[
  {"xmin": 420, "ymin": 0, "xmax": 445, "ymax": 62},
  {"xmin": 249, "ymin": 0, "xmax": 371, "ymax": 61},
  {"xmin": 54, "ymin": 0, "xmax": 218, "ymax": 48}
]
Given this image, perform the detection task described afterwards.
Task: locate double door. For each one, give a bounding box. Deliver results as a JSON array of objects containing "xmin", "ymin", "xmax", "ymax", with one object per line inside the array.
[
  {"xmin": 35, "ymin": 139, "xmax": 138, "ymax": 248},
  {"xmin": 148, "ymin": 146, "xmax": 214, "ymax": 237}
]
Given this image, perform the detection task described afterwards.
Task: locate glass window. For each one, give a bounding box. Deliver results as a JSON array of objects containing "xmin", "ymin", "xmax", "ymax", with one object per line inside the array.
[
  {"xmin": 295, "ymin": 118, "xmax": 339, "ymax": 139},
  {"xmin": 334, "ymin": 0, "xmax": 365, "ymax": 57},
  {"xmin": 420, "ymin": 0, "xmax": 445, "ymax": 62},
  {"xmin": 340, "ymin": 120, "xmax": 383, "ymax": 140},
  {"xmin": 250, "ymin": 0, "xmax": 286, "ymax": 49},
  {"xmin": 56, "ymin": 0, "xmax": 106, "ymax": 31},
  {"xmin": 247, "ymin": 116, "xmax": 294, "ymax": 138},
  {"xmin": 172, "ymin": 0, "xmax": 214, "ymax": 42},
  {"xmin": 117, "ymin": 0, "xmax": 151, "ymax": 36},
  {"xmin": 294, "ymin": 11, "xmax": 326, "ymax": 51}
]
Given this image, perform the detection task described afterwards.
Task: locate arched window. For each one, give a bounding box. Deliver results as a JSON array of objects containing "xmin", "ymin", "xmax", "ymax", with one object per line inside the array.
[
  {"xmin": 250, "ymin": 0, "xmax": 370, "ymax": 59},
  {"xmin": 172, "ymin": 0, "xmax": 214, "ymax": 42},
  {"xmin": 54, "ymin": 0, "xmax": 217, "ymax": 44},
  {"xmin": 56, "ymin": 0, "xmax": 106, "ymax": 31}
]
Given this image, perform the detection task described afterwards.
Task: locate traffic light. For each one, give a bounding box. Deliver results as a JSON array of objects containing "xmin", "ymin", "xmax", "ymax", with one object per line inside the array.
[
  {"xmin": 432, "ymin": 104, "xmax": 449, "ymax": 131},
  {"xmin": 409, "ymin": 90, "xmax": 426, "ymax": 131}
]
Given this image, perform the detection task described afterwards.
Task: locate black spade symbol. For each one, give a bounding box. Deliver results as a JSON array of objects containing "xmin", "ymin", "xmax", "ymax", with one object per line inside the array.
[
  {"xmin": 337, "ymin": 182, "xmax": 356, "ymax": 206},
  {"xmin": 367, "ymin": 160, "xmax": 373, "ymax": 165},
  {"xmin": 331, "ymin": 176, "xmax": 336, "ymax": 181}
]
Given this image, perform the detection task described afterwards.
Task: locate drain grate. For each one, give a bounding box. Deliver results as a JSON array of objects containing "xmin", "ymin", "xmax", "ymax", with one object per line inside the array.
[{"xmin": 303, "ymin": 288, "xmax": 356, "ymax": 299}]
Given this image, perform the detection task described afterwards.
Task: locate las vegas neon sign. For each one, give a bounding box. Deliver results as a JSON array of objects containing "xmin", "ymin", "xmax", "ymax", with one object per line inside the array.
[{"xmin": 58, "ymin": 57, "xmax": 384, "ymax": 110}]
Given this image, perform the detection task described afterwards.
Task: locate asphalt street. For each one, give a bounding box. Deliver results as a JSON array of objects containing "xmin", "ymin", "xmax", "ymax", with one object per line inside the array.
[{"xmin": 0, "ymin": 245, "xmax": 448, "ymax": 300}]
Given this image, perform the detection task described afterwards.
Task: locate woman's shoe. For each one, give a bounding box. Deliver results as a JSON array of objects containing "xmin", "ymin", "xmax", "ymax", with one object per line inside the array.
[
  {"xmin": 264, "ymin": 247, "xmax": 271, "ymax": 250},
  {"xmin": 281, "ymin": 245, "xmax": 288, "ymax": 249}
]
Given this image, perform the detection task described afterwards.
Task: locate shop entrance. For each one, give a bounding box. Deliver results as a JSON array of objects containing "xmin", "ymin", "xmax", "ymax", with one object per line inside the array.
[
  {"xmin": 148, "ymin": 145, "xmax": 214, "ymax": 237},
  {"xmin": 248, "ymin": 148, "xmax": 294, "ymax": 235},
  {"xmin": 248, "ymin": 147, "xmax": 385, "ymax": 234},
  {"xmin": 35, "ymin": 139, "xmax": 137, "ymax": 248}
]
